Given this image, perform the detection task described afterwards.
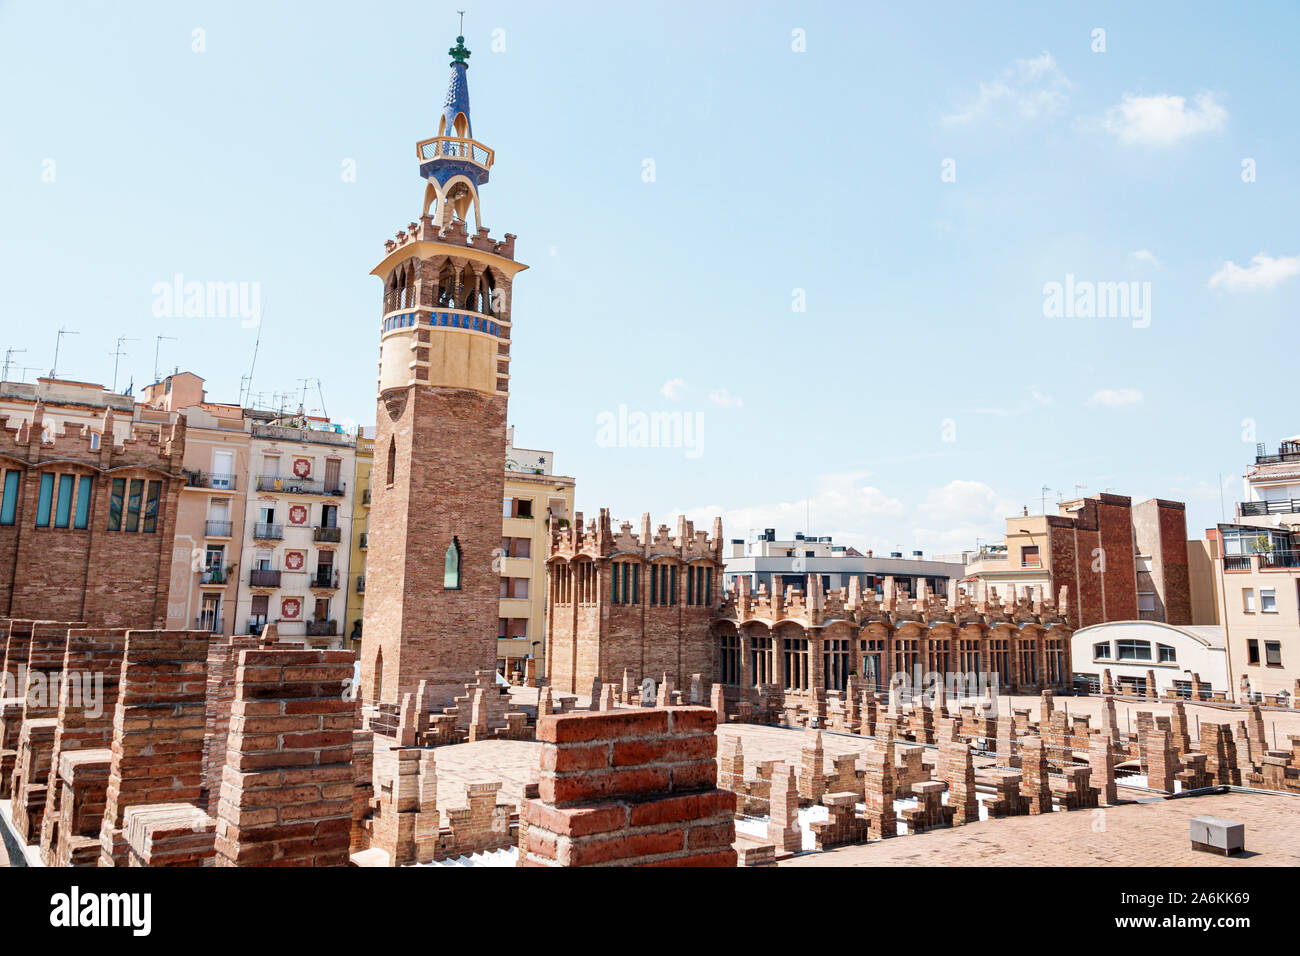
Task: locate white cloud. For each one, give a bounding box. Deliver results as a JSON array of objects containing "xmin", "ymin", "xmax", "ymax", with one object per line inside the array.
[
  {"xmin": 659, "ymin": 378, "xmax": 687, "ymax": 401},
  {"xmin": 676, "ymin": 476, "xmax": 1023, "ymax": 560},
  {"xmin": 707, "ymin": 389, "xmax": 743, "ymax": 409},
  {"xmin": 1029, "ymin": 387, "xmax": 1054, "ymax": 406},
  {"xmin": 1101, "ymin": 92, "xmax": 1226, "ymax": 146},
  {"xmin": 1208, "ymin": 253, "xmax": 1300, "ymax": 292},
  {"xmin": 1088, "ymin": 388, "xmax": 1143, "ymax": 407},
  {"xmin": 942, "ymin": 51, "xmax": 1073, "ymax": 126},
  {"xmin": 1130, "ymin": 249, "xmax": 1162, "ymax": 269}
]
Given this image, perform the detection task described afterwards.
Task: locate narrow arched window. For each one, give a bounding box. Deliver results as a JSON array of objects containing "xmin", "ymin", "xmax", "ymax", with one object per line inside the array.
[
  {"xmin": 386, "ymin": 439, "xmax": 396, "ymax": 485},
  {"xmin": 444, "ymin": 537, "xmax": 462, "ymax": 589}
]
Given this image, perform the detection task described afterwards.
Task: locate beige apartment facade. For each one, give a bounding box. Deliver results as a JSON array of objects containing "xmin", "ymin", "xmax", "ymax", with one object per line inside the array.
[
  {"xmin": 141, "ymin": 372, "xmax": 251, "ymax": 635},
  {"xmin": 499, "ymin": 427, "xmax": 575, "ymax": 680},
  {"xmin": 233, "ymin": 420, "xmax": 357, "ymax": 649}
]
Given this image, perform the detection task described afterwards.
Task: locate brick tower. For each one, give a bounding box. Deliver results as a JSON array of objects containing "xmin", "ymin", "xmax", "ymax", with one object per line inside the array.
[{"xmin": 360, "ymin": 31, "xmax": 527, "ymax": 709}]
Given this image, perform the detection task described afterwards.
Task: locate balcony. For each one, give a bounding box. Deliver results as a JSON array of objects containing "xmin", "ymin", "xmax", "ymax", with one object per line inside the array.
[
  {"xmin": 253, "ymin": 522, "xmax": 283, "ymax": 540},
  {"xmin": 359, "ymin": 532, "xmax": 369, "ymax": 549},
  {"xmin": 256, "ymin": 475, "xmax": 346, "ymax": 497},
  {"xmin": 249, "ymin": 569, "xmax": 282, "ymax": 588},
  {"xmin": 1223, "ymin": 555, "xmax": 1253, "ymax": 571},
  {"xmin": 356, "ymin": 575, "xmax": 366, "ymax": 594},
  {"xmin": 1259, "ymin": 550, "xmax": 1300, "ymax": 569},
  {"xmin": 246, "ymin": 617, "xmax": 268, "ymax": 636},
  {"xmin": 1254, "ymin": 441, "xmax": 1300, "ymax": 465},
  {"xmin": 362, "ymin": 488, "xmax": 371, "ymax": 506},
  {"xmin": 314, "ymin": 525, "xmax": 342, "ymax": 543},
  {"xmin": 416, "ymin": 134, "xmax": 494, "ymax": 171},
  {"xmin": 312, "ymin": 568, "xmax": 340, "ymax": 589},
  {"xmin": 305, "ymin": 619, "xmax": 338, "ymax": 637},
  {"xmin": 199, "ymin": 568, "xmax": 229, "ymax": 585},
  {"xmin": 186, "ymin": 471, "xmax": 237, "ymax": 491},
  {"xmin": 1239, "ymin": 499, "xmax": 1300, "ymax": 517},
  {"xmin": 205, "ymin": 519, "xmax": 233, "ymax": 537},
  {"xmin": 194, "ymin": 614, "xmax": 224, "ymax": 635}
]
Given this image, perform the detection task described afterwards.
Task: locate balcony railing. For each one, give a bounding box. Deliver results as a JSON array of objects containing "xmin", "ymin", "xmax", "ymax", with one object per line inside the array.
[
  {"xmin": 186, "ymin": 472, "xmax": 237, "ymax": 490},
  {"xmin": 200, "ymin": 568, "xmax": 229, "ymax": 585},
  {"xmin": 247, "ymin": 617, "xmax": 268, "ymax": 636},
  {"xmin": 1223, "ymin": 551, "xmax": 1300, "ymax": 571},
  {"xmin": 356, "ymin": 575, "xmax": 366, "ymax": 593},
  {"xmin": 194, "ymin": 614, "xmax": 224, "ymax": 634},
  {"xmin": 314, "ymin": 525, "xmax": 342, "ymax": 543},
  {"xmin": 252, "ymin": 523, "xmax": 283, "ymax": 540},
  {"xmin": 249, "ymin": 569, "xmax": 282, "ymax": 588},
  {"xmin": 256, "ymin": 475, "xmax": 346, "ymax": 497},
  {"xmin": 305, "ymin": 619, "xmax": 338, "ymax": 637},
  {"xmin": 416, "ymin": 135, "xmax": 495, "ymax": 169},
  {"xmin": 205, "ymin": 519, "xmax": 233, "ymax": 537},
  {"xmin": 312, "ymin": 568, "xmax": 340, "ymax": 589},
  {"xmin": 1239, "ymin": 499, "xmax": 1300, "ymax": 517}
]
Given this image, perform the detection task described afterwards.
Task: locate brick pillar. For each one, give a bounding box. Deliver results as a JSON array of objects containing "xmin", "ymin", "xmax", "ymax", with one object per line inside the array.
[
  {"xmin": 599, "ymin": 683, "xmax": 616, "ymax": 711},
  {"xmin": 350, "ymin": 722, "xmax": 375, "ymax": 854},
  {"xmin": 124, "ymin": 803, "xmax": 215, "ymax": 866},
  {"xmin": 1169, "ymin": 701, "xmax": 1192, "ymax": 755},
  {"xmin": 797, "ymin": 729, "xmax": 825, "ymax": 803},
  {"xmin": 1134, "ymin": 712, "xmax": 1154, "ymax": 770},
  {"xmin": 710, "ymin": 683, "xmax": 725, "ymax": 725},
  {"xmin": 863, "ymin": 737, "xmax": 897, "ymax": 839},
  {"xmin": 1100, "ymin": 668, "xmax": 1114, "ymax": 695},
  {"xmin": 718, "ymin": 734, "xmax": 744, "ymax": 794},
  {"xmin": 997, "ymin": 714, "xmax": 1019, "ymax": 768},
  {"xmin": 860, "ymin": 693, "xmax": 877, "ymax": 738},
  {"xmin": 1200, "ymin": 723, "xmax": 1241, "ymax": 787},
  {"xmin": 1145, "ymin": 729, "xmax": 1178, "ymax": 793},
  {"xmin": 944, "ymin": 733, "xmax": 978, "ymax": 824},
  {"xmin": 766, "ymin": 763, "xmax": 802, "ymax": 854},
  {"xmin": 520, "ymin": 707, "xmax": 736, "ymax": 867},
  {"xmin": 98, "ymin": 630, "xmax": 209, "ymax": 867},
  {"xmin": 39, "ymin": 627, "xmax": 128, "ymax": 865},
  {"xmin": 10, "ymin": 621, "xmax": 76, "ymax": 840},
  {"xmin": 1019, "ymin": 735, "xmax": 1052, "ymax": 814},
  {"xmin": 1100, "ymin": 695, "xmax": 1120, "ymax": 744},
  {"xmin": 202, "ymin": 635, "xmax": 261, "ymax": 815},
  {"xmin": 1088, "ymin": 734, "xmax": 1117, "ymax": 804},
  {"xmin": 214, "ymin": 648, "xmax": 354, "ymax": 866}
]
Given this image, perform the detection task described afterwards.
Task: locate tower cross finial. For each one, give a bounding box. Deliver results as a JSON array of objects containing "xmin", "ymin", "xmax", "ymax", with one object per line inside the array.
[{"xmin": 458, "ymin": 10, "xmax": 464, "ymax": 33}]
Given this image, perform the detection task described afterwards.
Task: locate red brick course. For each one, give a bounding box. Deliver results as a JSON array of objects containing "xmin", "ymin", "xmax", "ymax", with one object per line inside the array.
[{"xmin": 520, "ymin": 706, "xmax": 736, "ymax": 867}]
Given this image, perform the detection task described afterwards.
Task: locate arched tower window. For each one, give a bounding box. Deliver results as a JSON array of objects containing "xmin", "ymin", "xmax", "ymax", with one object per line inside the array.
[
  {"xmin": 482, "ymin": 270, "xmax": 497, "ymax": 315},
  {"xmin": 460, "ymin": 265, "xmax": 478, "ymax": 311},
  {"xmin": 386, "ymin": 439, "xmax": 396, "ymax": 485},
  {"xmin": 437, "ymin": 261, "xmax": 455, "ymax": 307},
  {"xmin": 444, "ymin": 537, "xmax": 462, "ymax": 589}
]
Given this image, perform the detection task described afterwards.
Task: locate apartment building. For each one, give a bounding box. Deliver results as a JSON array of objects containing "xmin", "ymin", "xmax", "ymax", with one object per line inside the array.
[
  {"xmin": 231, "ymin": 416, "xmax": 357, "ymax": 649},
  {"xmin": 343, "ymin": 425, "xmax": 374, "ymax": 653},
  {"xmin": 0, "ymin": 377, "xmax": 185, "ymax": 627},
  {"xmin": 499, "ymin": 426, "xmax": 575, "ymax": 679},
  {"xmin": 141, "ymin": 372, "xmax": 252, "ymax": 636},
  {"xmin": 722, "ymin": 530, "xmax": 963, "ymax": 599},
  {"xmin": 963, "ymin": 493, "xmax": 1192, "ymax": 628},
  {"xmin": 1202, "ymin": 435, "xmax": 1300, "ymax": 702}
]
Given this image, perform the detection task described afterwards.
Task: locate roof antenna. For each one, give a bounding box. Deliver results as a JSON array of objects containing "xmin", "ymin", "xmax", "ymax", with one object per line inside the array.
[{"xmin": 458, "ymin": 10, "xmax": 465, "ymax": 33}]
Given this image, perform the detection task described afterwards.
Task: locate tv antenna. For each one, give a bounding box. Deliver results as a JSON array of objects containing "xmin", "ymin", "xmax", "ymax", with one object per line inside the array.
[
  {"xmin": 153, "ymin": 335, "xmax": 178, "ymax": 386},
  {"xmin": 2, "ymin": 348, "xmax": 26, "ymax": 382},
  {"xmin": 50, "ymin": 327, "xmax": 79, "ymax": 379},
  {"xmin": 110, "ymin": 336, "xmax": 138, "ymax": 394}
]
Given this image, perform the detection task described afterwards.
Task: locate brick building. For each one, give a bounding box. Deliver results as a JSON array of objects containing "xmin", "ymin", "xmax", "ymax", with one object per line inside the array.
[
  {"xmin": 545, "ymin": 509, "xmax": 724, "ymax": 694},
  {"xmin": 0, "ymin": 378, "xmax": 185, "ymax": 627},
  {"xmin": 963, "ymin": 493, "xmax": 1191, "ymax": 629},
  {"xmin": 359, "ymin": 33, "xmax": 529, "ymax": 708}
]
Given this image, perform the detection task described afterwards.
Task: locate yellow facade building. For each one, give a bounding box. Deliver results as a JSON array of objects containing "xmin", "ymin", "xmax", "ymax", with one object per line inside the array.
[{"xmin": 344, "ymin": 426, "xmax": 374, "ymax": 653}]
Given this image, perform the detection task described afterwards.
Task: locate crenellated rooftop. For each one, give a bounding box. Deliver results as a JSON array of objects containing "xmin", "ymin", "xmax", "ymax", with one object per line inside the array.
[
  {"xmin": 382, "ymin": 214, "xmax": 517, "ymax": 261},
  {"xmin": 716, "ymin": 573, "xmax": 1070, "ymax": 631},
  {"xmin": 549, "ymin": 507, "xmax": 724, "ymax": 564}
]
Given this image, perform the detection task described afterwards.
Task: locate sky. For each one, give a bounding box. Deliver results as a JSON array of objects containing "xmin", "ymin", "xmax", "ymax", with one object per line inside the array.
[{"xmin": 2, "ymin": 1, "xmax": 1298, "ymax": 557}]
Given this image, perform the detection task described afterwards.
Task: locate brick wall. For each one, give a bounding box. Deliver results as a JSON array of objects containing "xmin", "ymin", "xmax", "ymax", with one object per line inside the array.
[
  {"xmin": 520, "ymin": 706, "xmax": 736, "ymax": 867},
  {"xmin": 214, "ymin": 648, "xmax": 354, "ymax": 866},
  {"xmin": 98, "ymin": 630, "xmax": 209, "ymax": 866},
  {"xmin": 0, "ymin": 403, "xmax": 185, "ymax": 629}
]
